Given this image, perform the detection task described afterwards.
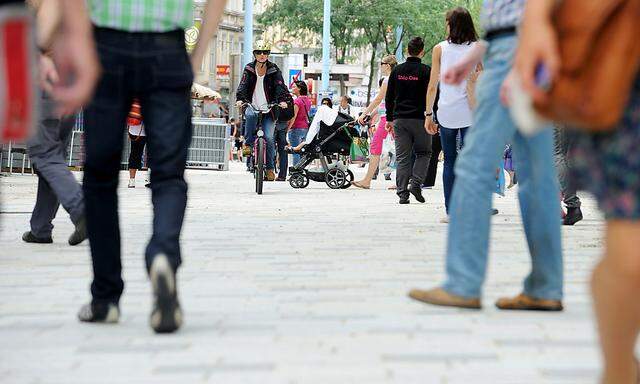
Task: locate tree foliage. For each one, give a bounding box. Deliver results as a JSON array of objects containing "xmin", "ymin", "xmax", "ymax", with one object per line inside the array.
[{"xmin": 258, "ymin": 0, "xmax": 483, "ymax": 100}]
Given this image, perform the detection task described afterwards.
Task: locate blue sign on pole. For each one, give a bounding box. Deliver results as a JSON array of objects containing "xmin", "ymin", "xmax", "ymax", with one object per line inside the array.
[{"xmin": 288, "ymin": 69, "xmax": 302, "ymax": 88}]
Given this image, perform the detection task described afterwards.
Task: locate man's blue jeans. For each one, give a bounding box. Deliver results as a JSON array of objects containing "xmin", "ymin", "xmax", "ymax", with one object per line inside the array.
[
  {"xmin": 442, "ymin": 35, "xmax": 563, "ymax": 301},
  {"xmin": 288, "ymin": 128, "xmax": 308, "ymax": 165},
  {"xmin": 244, "ymin": 107, "xmax": 276, "ymax": 170},
  {"xmin": 440, "ymin": 126, "xmax": 468, "ymax": 214}
]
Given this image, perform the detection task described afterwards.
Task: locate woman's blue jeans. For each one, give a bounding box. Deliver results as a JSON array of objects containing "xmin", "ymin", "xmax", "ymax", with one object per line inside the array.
[{"xmin": 440, "ymin": 126, "xmax": 468, "ymax": 214}]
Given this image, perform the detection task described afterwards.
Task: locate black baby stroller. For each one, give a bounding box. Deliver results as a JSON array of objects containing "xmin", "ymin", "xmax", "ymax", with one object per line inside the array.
[{"xmin": 287, "ymin": 112, "xmax": 362, "ymax": 189}]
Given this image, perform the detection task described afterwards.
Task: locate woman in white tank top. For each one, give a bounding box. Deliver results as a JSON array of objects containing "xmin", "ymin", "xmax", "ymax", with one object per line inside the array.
[{"xmin": 424, "ymin": 7, "xmax": 481, "ymax": 219}]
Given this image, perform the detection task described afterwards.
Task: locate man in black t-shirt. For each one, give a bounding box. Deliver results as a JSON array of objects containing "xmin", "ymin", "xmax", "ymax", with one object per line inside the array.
[{"xmin": 385, "ymin": 36, "xmax": 432, "ymax": 204}]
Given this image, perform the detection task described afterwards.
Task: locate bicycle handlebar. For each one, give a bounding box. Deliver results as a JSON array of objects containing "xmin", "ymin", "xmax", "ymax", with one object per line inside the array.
[{"xmin": 240, "ymin": 102, "xmax": 281, "ymax": 116}]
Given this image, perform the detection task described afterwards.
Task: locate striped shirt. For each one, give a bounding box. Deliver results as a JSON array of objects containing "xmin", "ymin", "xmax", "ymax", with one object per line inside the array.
[
  {"xmin": 89, "ymin": 0, "xmax": 193, "ymax": 32},
  {"xmin": 481, "ymin": 0, "xmax": 526, "ymax": 33}
]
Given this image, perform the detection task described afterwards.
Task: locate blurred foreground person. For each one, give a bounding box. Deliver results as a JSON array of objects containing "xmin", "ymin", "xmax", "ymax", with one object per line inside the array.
[
  {"xmin": 0, "ymin": 0, "xmax": 97, "ymax": 141},
  {"xmin": 21, "ymin": 0, "xmax": 91, "ymax": 246},
  {"xmin": 517, "ymin": 0, "xmax": 640, "ymax": 382},
  {"xmin": 78, "ymin": 0, "xmax": 226, "ymax": 333},
  {"xmin": 409, "ymin": 0, "xmax": 564, "ymax": 311}
]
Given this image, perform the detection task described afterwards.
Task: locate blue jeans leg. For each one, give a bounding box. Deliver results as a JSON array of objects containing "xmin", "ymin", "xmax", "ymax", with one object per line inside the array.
[
  {"xmin": 244, "ymin": 109, "xmax": 275, "ymax": 170},
  {"xmin": 440, "ymin": 127, "xmax": 468, "ymax": 214},
  {"xmin": 512, "ymin": 129, "xmax": 564, "ymax": 300},
  {"xmin": 442, "ymin": 35, "xmax": 563, "ymax": 300},
  {"xmin": 288, "ymin": 129, "xmax": 308, "ymax": 165},
  {"xmin": 262, "ymin": 116, "xmax": 275, "ymax": 170}
]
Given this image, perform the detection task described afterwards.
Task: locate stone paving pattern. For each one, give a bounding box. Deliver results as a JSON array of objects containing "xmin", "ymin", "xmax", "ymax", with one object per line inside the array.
[{"xmin": 0, "ymin": 162, "xmax": 613, "ymax": 383}]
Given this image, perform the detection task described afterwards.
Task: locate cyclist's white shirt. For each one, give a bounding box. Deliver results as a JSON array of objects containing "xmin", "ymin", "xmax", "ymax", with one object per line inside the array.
[
  {"xmin": 252, "ymin": 73, "xmax": 268, "ymax": 111},
  {"xmin": 303, "ymin": 105, "xmax": 338, "ymax": 144}
]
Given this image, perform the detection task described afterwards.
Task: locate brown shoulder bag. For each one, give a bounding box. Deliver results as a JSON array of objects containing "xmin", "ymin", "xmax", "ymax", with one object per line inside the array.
[{"xmin": 533, "ymin": 0, "xmax": 640, "ymax": 131}]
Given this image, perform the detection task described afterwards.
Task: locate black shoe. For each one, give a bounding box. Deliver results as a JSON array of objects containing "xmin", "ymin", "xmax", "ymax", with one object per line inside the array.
[
  {"xmin": 372, "ymin": 174, "xmax": 377, "ymax": 180},
  {"xmin": 22, "ymin": 231, "xmax": 52, "ymax": 244},
  {"xmin": 68, "ymin": 217, "xmax": 87, "ymax": 246},
  {"xmin": 77, "ymin": 302, "xmax": 120, "ymax": 323},
  {"xmin": 563, "ymin": 207, "xmax": 583, "ymax": 225},
  {"xmin": 399, "ymin": 196, "xmax": 410, "ymax": 205},
  {"xmin": 492, "ymin": 208, "xmax": 499, "ymax": 215},
  {"xmin": 384, "ymin": 174, "xmax": 392, "ymax": 181},
  {"xmin": 409, "ymin": 184, "xmax": 426, "ymax": 203},
  {"xmin": 275, "ymin": 176, "xmax": 286, "ymax": 182},
  {"xmin": 149, "ymin": 254, "xmax": 182, "ymax": 334}
]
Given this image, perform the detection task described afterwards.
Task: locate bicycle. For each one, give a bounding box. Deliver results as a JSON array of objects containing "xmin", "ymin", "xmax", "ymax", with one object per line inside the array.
[{"xmin": 240, "ymin": 102, "xmax": 280, "ymax": 195}]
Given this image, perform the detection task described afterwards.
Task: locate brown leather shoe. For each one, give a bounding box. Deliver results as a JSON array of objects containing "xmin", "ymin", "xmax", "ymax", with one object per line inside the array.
[
  {"xmin": 265, "ymin": 169, "xmax": 276, "ymax": 181},
  {"xmin": 408, "ymin": 287, "xmax": 481, "ymax": 309},
  {"xmin": 495, "ymin": 293, "xmax": 563, "ymax": 311}
]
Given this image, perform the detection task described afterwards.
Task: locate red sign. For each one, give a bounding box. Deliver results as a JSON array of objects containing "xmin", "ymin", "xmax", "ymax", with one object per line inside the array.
[{"xmin": 216, "ymin": 65, "xmax": 230, "ymax": 78}]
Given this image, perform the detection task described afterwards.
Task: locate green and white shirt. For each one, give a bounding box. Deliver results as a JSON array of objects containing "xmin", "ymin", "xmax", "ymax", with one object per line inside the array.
[{"xmin": 89, "ymin": 0, "xmax": 193, "ymax": 32}]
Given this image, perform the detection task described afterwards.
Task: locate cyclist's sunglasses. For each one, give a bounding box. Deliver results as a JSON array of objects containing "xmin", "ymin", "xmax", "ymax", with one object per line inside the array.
[{"xmin": 254, "ymin": 50, "xmax": 270, "ymax": 55}]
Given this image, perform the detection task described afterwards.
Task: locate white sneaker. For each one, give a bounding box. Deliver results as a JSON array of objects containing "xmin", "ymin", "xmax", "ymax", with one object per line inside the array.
[
  {"xmin": 127, "ymin": 179, "xmax": 135, "ymax": 188},
  {"xmin": 440, "ymin": 216, "xmax": 450, "ymax": 223}
]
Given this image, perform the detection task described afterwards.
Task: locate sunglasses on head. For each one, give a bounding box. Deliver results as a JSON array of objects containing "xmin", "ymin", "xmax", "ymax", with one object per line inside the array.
[
  {"xmin": 254, "ymin": 50, "xmax": 270, "ymax": 55},
  {"xmin": 380, "ymin": 62, "xmax": 390, "ymax": 66}
]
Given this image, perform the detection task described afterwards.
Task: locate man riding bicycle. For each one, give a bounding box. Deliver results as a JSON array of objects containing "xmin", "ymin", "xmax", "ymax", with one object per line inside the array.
[{"xmin": 236, "ymin": 41, "xmax": 293, "ymax": 181}]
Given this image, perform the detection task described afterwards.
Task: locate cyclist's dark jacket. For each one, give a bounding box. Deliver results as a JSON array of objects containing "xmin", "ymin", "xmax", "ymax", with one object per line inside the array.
[{"xmin": 236, "ymin": 60, "xmax": 293, "ymax": 119}]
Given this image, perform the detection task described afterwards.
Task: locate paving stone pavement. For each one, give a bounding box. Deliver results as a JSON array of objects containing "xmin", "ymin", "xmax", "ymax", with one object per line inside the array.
[{"xmin": 0, "ymin": 162, "xmax": 616, "ymax": 384}]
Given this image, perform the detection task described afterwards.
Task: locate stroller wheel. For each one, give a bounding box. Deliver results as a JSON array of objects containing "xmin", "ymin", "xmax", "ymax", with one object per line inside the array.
[
  {"xmin": 341, "ymin": 170, "xmax": 354, "ymax": 189},
  {"xmin": 289, "ymin": 173, "xmax": 309, "ymax": 189},
  {"xmin": 325, "ymin": 168, "xmax": 347, "ymax": 189}
]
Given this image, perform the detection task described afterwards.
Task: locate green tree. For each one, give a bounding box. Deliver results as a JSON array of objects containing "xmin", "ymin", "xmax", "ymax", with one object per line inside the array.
[{"xmin": 258, "ymin": 0, "xmax": 484, "ymax": 101}]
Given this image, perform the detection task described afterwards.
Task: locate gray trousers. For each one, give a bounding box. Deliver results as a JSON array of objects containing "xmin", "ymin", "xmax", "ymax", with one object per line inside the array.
[
  {"xmin": 553, "ymin": 127, "xmax": 581, "ymax": 208},
  {"xmin": 394, "ymin": 118, "xmax": 432, "ymax": 198},
  {"xmin": 26, "ymin": 97, "xmax": 84, "ymax": 237}
]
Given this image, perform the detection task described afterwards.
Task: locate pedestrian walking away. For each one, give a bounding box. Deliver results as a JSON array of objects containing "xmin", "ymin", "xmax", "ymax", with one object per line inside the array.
[
  {"xmin": 78, "ymin": 0, "xmax": 226, "ymax": 333},
  {"xmin": 385, "ymin": 37, "xmax": 432, "ymax": 204},
  {"xmin": 424, "ymin": 6, "xmax": 481, "ymax": 219},
  {"xmin": 553, "ymin": 126, "xmax": 583, "ymax": 225},
  {"xmin": 409, "ymin": 0, "xmax": 564, "ymax": 312},
  {"xmin": 126, "ymin": 99, "xmax": 150, "ymax": 189}
]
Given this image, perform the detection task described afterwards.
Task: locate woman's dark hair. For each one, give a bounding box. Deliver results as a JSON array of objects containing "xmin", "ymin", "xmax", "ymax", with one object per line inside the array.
[
  {"xmin": 446, "ymin": 7, "xmax": 478, "ymax": 45},
  {"xmin": 294, "ymin": 80, "xmax": 308, "ymax": 96},
  {"xmin": 407, "ymin": 37, "xmax": 425, "ymax": 56},
  {"xmin": 321, "ymin": 97, "xmax": 333, "ymax": 108}
]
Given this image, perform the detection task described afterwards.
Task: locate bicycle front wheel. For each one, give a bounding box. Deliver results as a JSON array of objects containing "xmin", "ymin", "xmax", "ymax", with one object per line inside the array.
[{"xmin": 255, "ymin": 138, "xmax": 264, "ymax": 195}]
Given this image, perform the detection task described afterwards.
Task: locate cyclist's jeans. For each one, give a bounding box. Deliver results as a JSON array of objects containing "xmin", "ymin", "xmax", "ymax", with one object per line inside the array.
[{"xmin": 244, "ymin": 108, "xmax": 276, "ymax": 170}]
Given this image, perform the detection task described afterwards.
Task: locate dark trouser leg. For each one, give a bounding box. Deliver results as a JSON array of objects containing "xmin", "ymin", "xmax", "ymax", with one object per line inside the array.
[
  {"xmin": 30, "ymin": 174, "xmax": 59, "ymax": 238},
  {"xmin": 409, "ymin": 119, "xmax": 432, "ymax": 187},
  {"xmin": 27, "ymin": 96, "xmax": 84, "ymax": 227},
  {"xmin": 394, "ymin": 119, "xmax": 413, "ymax": 199},
  {"xmin": 83, "ymin": 40, "xmax": 130, "ymax": 305},
  {"xmin": 127, "ymin": 135, "xmax": 147, "ymax": 170},
  {"xmin": 139, "ymin": 62, "xmax": 192, "ymax": 273},
  {"xmin": 553, "ymin": 127, "xmax": 581, "ymax": 208},
  {"xmin": 440, "ymin": 127, "xmax": 458, "ymax": 213},
  {"xmin": 275, "ymin": 124, "xmax": 288, "ymax": 178},
  {"xmin": 424, "ymin": 132, "xmax": 441, "ymax": 187}
]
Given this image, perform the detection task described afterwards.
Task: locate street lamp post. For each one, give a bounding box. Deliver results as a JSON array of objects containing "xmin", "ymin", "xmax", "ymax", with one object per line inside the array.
[
  {"xmin": 243, "ymin": 0, "xmax": 253, "ymax": 66},
  {"xmin": 321, "ymin": 0, "xmax": 330, "ymax": 94},
  {"xmin": 395, "ymin": 26, "xmax": 404, "ymax": 62}
]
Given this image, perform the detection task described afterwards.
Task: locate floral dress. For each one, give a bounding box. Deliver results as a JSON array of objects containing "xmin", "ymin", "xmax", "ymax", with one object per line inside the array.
[{"xmin": 569, "ymin": 77, "xmax": 640, "ymax": 219}]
